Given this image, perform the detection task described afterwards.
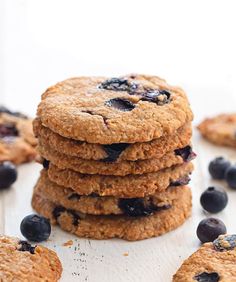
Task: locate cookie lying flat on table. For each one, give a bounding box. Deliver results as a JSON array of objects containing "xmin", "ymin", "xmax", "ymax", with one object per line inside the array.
[
  {"xmin": 34, "ymin": 169, "xmax": 190, "ymax": 215},
  {"xmin": 37, "ymin": 75, "xmax": 193, "ymax": 144},
  {"xmin": 32, "ymin": 185, "xmax": 192, "ymax": 241},
  {"xmin": 47, "ymin": 162, "xmax": 194, "ymax": 198},
  {"xmin": 173, "ymin": 234, "xmax": 236, "ymax": 282},
  {"xmin": 0, "ymin": 235, "xmax": 62, "ymax": 281},
  {"xmin": 34, "ymin": 118, "xmax": 192, "ymax": 161},
  {"xmin": 0, "ymin": 107, "xmax": 37, "ymax": 164},
  {"xmin": 38, "ymin": 141, "xmax": 195, "ymax": 176},
  {"xmin": 198, "ymin": 114, "xmax": 236, "ymax": 148}
]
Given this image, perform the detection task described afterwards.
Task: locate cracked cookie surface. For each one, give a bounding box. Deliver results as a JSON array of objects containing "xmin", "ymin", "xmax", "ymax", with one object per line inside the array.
[
  {"xmin": 198, "ymin": 114, "xmax": 236, "ymax": 148},
  {"xmin": 32, "ymin": 186, "xmax": 192, "ymax": 241},
  {"xmin": 0, "ymin": 111, "xmax": 37, "ymax": 164},
  {"xmin": 173, "ymin": 234, "xmax": 236, "ymax": 282},
  {"xmin": 34, "ymin": 118, "xmax": 192, "ymax": 161},
  {"xmin": 47, "ymin": 162, "xmax": 194, "ymax": 198},
  {"xmin": 37, "ymin": 75, "xmax": 193, "ymax": 144},
  {"xmin": 0, "ymin": 235, "xmax": 62, "ymax": 281}
]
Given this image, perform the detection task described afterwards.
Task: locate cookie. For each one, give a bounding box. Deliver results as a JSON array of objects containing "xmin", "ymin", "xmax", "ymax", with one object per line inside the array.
[
  {"xmin": 34, "ymin": 169, "xmax": 190, "ymax": 215},
  {"xmin": 34, "ymin": 118, "xmax": 192, "ymax": 161},
  {"xmin": 198, "ymin": 114, "xmax": 236, "ymax": 148},
  {"xmin": 0, "ymin": 235, "xmax": 62, "ymax": 281},
  {"xmin": 173, "ymin": 234, "xmax": 236, "ymax": 282},
  {"xmin": 38, "ymin": 142, "xmax": 195, "ymax": 175},
  {"xmin": 37, "ymin": 75, "xmax": 193, "ymax": 144},
  {"xmin": 32, "ymin": 185, "xmax": 192, "ymax": 241},
  {"xmin": 0, "ymin": 107, "xmax": 37, "ymax": 164},
  {"xmin": 47, "ymin": 162, "xmax": 194, "ymax": 197}
]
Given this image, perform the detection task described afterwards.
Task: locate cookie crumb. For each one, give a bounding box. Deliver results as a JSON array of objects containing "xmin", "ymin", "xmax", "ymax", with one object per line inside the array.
[
  {"xmin": 63, "ymin": 240, "xmax": 73, "ymax": 247},
  {"xmin": 123, "ymin": 252, "xmax": 129, "ymax": 256}
]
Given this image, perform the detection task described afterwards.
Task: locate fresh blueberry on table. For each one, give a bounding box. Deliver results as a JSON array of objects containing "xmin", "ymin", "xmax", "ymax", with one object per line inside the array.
[
  {"xmin": 200, "ymin": 186, "xmax": 228, "ymax": 213},
  {"xmin": 0, "ymin": 161, "xmax": 18, "ymax": 189},
  {"xmin": 208, "ymin": 157, "xmax": 231, "ymax": 180},
  {"xmin": 197, "ymin": 218, "xmax": 227, "ymax": 243},
  {"xmin": 225, "ymin": 165, "xmax": 236, "ymax": 189},
  {"xmin": 20, "ymin": 214, "xmax": 51, "ymax": 242}
]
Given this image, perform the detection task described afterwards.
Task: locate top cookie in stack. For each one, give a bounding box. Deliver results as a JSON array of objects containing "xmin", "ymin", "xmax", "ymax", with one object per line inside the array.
[{"xmin": 32, "ymin": 74, "xmax": 195, "ymax": 241}]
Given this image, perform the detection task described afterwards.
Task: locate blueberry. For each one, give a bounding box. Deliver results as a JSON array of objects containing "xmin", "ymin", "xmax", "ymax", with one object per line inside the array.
[
  {"xmin": 99, "ymin": 78, "xmax": 138, "ymax": 92},
  {"xmin": 194, "ymin": 272, "xmax": 220, "ymax": 282},
  {"xmin": 118, "ymin": 198, "xmax": 171, "ymax": 217},
  {"xmin": 225, "ymin": 165, "xmax": 236, "ymax": 189},
  {"xmin": 174, "ymin": 146, "xmax": 197, "ymax": 162},
  {"xmin": 197, "ymin": 218, "xmax": 227, "ymax": 243},
  {"xmin": 0, "ymin": 123, "xmax": 18, "ymax": 138},
  {"xmin": 105, "ymin": 98, "xmax": 136, "ymax": 111},
  {"xmin": 0, "ymin": 161, "xmax": 17, "ymax": 189},
  {"xmin": 213, "ymin": 234, "xmax": 236, "ymax": 251},
  {"xmin": 102, "ymin": 143, "xmax": 130, "ymax": 162},
  {"xmin": 200, "ymin": 187, "xmax": 228, "ymax": 213},
  {"xmin": 20, "ymin": 214, "xmax": 51, "ymax": 242},
  {"xmin": 18, "ymin": 241, "xmax": 36, "ymax": 254},
  {"xmin": 140, "ymin": 89, "xmax": 172, "ymax": 105},
  {"xmin": 208, "ymin": 157, "xmax": 231, "ymax": 180}
]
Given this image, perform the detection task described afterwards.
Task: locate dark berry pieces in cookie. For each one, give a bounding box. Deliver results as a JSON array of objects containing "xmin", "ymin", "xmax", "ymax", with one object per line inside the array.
[
  {"xmin": 53, "ymin": 206, "xmax": 80, "ymax": 226},
  {"xmin": 197, "ymin": 218, "xmax": 227, "ymax": 243},
  {"xmin": 140, "ymin": 89, "xmax": 171, "ymax": 105},
  {"xmin": 0, "ymin": 123, "xmax": 18, "ymax": 138},
  {"xmin": 68, "ymin": 193, "xmax": 81, "ymax": 200},
  {"xmin": 105, "ymin": 98, "xmax": 136, "ymax": 111},
  {"xmin": 18, "ymin": 240, "xmax": 36, "ymax": 254},
  {"xmin": 118, "ymin": 198, "xmax": 170, "ymax": 217},
  {"xmin": 20, "ymin": 214, "xmax": 51, "ymax": 242},
  {"xmin": 102, "ymin": 143, "xmax": 130, "ymax": 162},
  {"xmin": 42, "ymin": 159, "xmax": 50, "ymax": 169},
  {"xmin": 225, "ymin": 165, "xmax": 236, "ymax": 189},
  {"xmin": 175, "ymin": 146, "xmax": 196, "ymax": 162},
  {"xmin": 194, "ymin": 272, "xmax": 220, "ymax": 282},
  {"xmin": 208, "ymin": 157, "xmax": 231, "ymax": 180},
  {"xmin": 200, "ymin": 187, "xmax": 228, "ymax": 213},
  {"xmin": 0, "ymin": 161, "xmax": 17, "ymax": 189},
  {"xmin": 0, "ymin": 105, "xmax": 28, "ymax": 119},
  {"xmin": 171, "ymin": 175, "xmax": 191, "ymax": 186},
  {"xmin": 99, "ymin": 77, "xmax": 138, "ymax": 92},
  {"xmin": 213, "ymin": 234, "xmax": 236, "ymax": 251}
]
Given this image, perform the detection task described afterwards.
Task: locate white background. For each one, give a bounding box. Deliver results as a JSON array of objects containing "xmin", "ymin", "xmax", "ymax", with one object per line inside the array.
[
  {"xmin": 1, "ymin": 0, "xmax": 236, "ymax": 114},
  {"xmin": 1, "ymin": 1, "xmax": 236, "ymax": 282}
]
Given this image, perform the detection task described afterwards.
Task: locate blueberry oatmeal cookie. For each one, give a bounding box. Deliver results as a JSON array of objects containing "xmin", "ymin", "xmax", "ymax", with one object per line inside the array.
[
  {"xmin": 37, "ymin": 75, "xmax": 193, "ymax": 144},
  {"xmin": 0, "ymin": 235, "xmax": 62, "ymax": 281},
  {"xmin": 47, "ymin": 162, "xmax": 194, "ymax": 198},
  {"xmin": 34, "ymin": 169, "xmax": 191, "ymax": 215},
  {"xmin": 37, "ymin": 142, "xmax": 195, "ymax": 176},
  {"xmin": 34, "ymin": 118, "xmax": 192, "ymax": 161},
  {"xmin": 32, "ymin": 185, "xmax": 192, "ymax": 241},
  {"xmin": 173, "ymin": 234, "xmax": 236, "ymax": 281},
  {"xmin": 0, "ymin": 106, "xmax": 37, "ymax": 164},
  {"xmin": 198, "ymin": 114, "xmax": 236, "ymax": 148}
]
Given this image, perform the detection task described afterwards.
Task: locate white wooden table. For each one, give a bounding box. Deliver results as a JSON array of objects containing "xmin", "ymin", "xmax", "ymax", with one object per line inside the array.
[{"xmin": 0, "ymin": 87, "xmax": 236, "ymax": 282}]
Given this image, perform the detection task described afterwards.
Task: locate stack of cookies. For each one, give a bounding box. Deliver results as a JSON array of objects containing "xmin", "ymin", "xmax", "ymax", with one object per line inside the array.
[{"xmin": 32, "ymin": 74, "xmax": 195, "ymax": 241}]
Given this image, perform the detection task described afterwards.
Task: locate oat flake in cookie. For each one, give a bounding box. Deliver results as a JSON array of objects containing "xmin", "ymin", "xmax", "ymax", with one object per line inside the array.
[
  {"xmin": 0, "ymin": 235, "xmax": 62, "ymax": 281},
  {"xmin": 37, "ymin": 75, "xmax": 193, "ymax": 144},
  {"xmin": 173, "ymin": 234, "xmax": 236, "ymax": 282}
]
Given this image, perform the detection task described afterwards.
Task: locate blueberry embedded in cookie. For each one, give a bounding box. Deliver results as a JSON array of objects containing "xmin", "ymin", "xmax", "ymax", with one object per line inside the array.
[
  {"xmin": 38, "ymin": 74, "xmax": 193, "ymax": 144},
  {"xmin": 0, "ymin": 235, "xmax": 62, "ymax": 281},
  {"xmin": 31, "ymin": 185, "xmax": 192, "ymax": 241},
  {"xmin": 173, "ymin": 234, "xmax": 236, "ymax": 282},
  {"xmin": 0, "ymin": 107, "xmax": 37, "ymax": 164}
]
